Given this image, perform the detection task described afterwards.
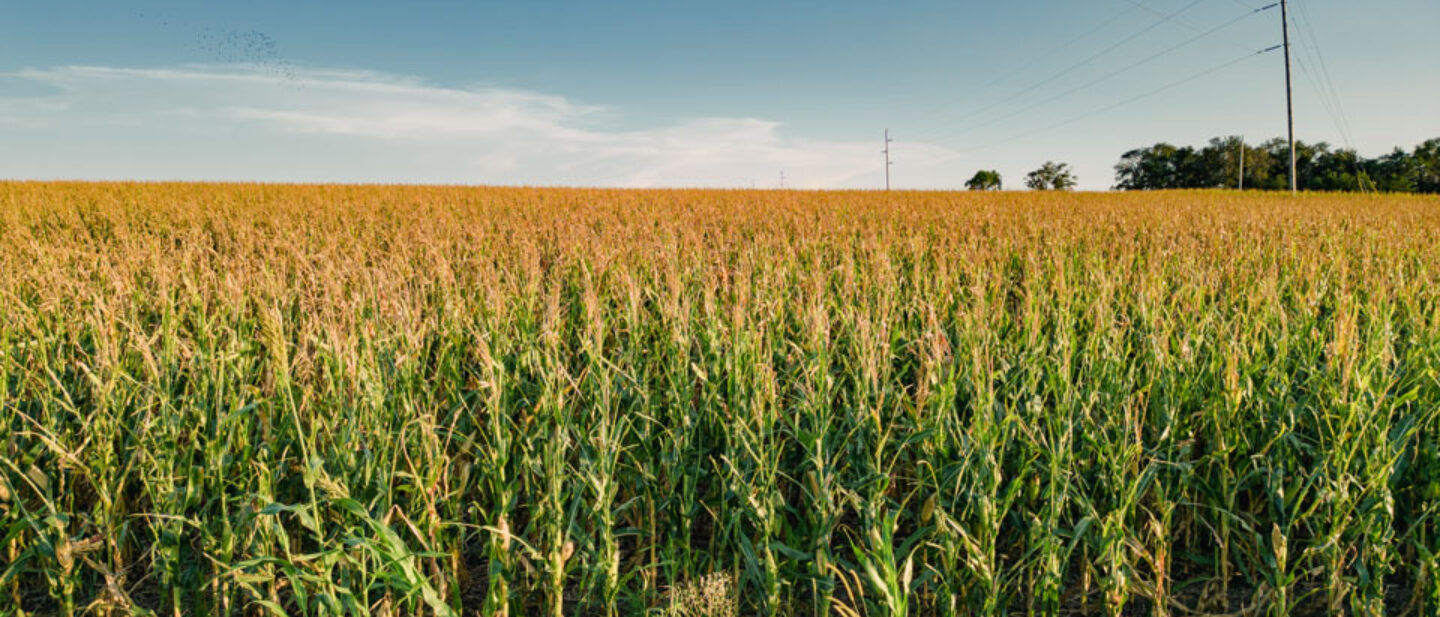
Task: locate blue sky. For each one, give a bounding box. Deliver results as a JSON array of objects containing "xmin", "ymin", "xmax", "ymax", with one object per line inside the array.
[{"xmin": 2, "ymin": 1, "xmax": 1436, "ymax": 189}]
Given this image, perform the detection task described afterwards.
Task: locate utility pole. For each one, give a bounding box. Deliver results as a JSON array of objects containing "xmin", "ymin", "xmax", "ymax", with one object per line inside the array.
[
  {"xmin": 1281, "ymin": 0, "xmax": 1296, "ymax": 192},
  {"xmin": 1238, "ymin": 136, "xmax": 1245, "ymax": 190},
  {"xmin": 882, "ymin": 129, "xmax": 893, "ymax": 191},
  {"xmin": 779, "ymin": 170, "xmax": 785, "ymax": 189}
]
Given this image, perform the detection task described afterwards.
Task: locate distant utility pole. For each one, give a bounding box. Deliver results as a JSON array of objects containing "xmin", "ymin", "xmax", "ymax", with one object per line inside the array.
[
  {"xmin": 1238, "ymin": 136, "xmax": 1245, "ymax": 190},
  {"xmin": 779, "ymin": 170, "xmax": 785, "ymax": 189},
  {"xmin": 882, "ymin": 129, "xmax": 894, "ymax": 191},
  {"xmin": 1281, "ymin": 0, "xmax": 1297, "ymax": 192}
]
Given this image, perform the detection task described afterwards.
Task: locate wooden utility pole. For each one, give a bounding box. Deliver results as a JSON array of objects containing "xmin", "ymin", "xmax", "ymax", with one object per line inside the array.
[
  {"xmin": 1281, "ymin": 0, "xmax": 1296, "ymax": 192},
  {"xmin": 1238, "ymin": 136, "xmax": 1246, "ymax": 190},
  {"xmin": 882, "ymin": 129, "xmax": 893, "ymax": 191}
]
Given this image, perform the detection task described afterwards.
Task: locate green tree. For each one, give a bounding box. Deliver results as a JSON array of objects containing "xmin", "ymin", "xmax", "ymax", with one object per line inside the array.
[
  {"xmin": 1311, "ymin": 148, "xmax": 1370, "ymax": 192},
  {"xmin": 965, "ymin": 169, "xmax": 1003, "ymax": 191},
  {"xmin": 1255, "ymin": 138, "xmax": 1332, "ymax": 190},
  {"xmin": 1415, "ymin": 138, "xmax": 1440, "ymax": 194},
  {"xmin": 1113, "ymin": 135, "xmax": 1438, "ymax": 193},
  {"xmin": 1116, "ymin": 143, "xmax": 1180, "ymax": 190},
  {"xmin": 1115, "ymin": 143, "xmax": 1231, "ymax": 190},
  {"xmin": 1365, "ymin": 148, "xmax": 1419, "ymax": 193},
  {"xmin": 1025, "ymin": 161, "xmax": 1076, "ymax": 191},
  {"xmin": 1204, "ymin": 136, "xmax": 1250, "ymax": 189}
]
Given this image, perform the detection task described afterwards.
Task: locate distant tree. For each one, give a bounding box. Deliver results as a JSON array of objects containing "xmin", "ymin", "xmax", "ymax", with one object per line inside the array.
[
  {"xmin": 1256, "ymin": 138, "xmax": 1332, "ymax": 190},
  {"xmin": 1204, "ymin": 136, "xmax": 1247, "ymax": 189},
  {"xmin": 1115, "ymin": 143, "xmax": 1182, "ymax": 190},
  {"xmin": 1366, "ymin": 148, "xmax": 1420, "ymax": 193},
  {"xmin": 1025, "ymin": 161, "xmax": 1076, "ymax": 191},
  {"xmin": 1117, "ymin": 139, "xmax": 1254, "ymax": 190},
  {"xmin": 965, "ymin": 169, "xmax": 1003, "ymax": 191},
  {"xmin": 1311, "ymin": 147, "xmax": 1370, "ymax": 192},
  {"xmin": 1113, "ymin": 135, "xmax": 1438, "ymax": 193},
  {"xmin": 1415, "ymin": 138, "xmax": 1440, "ymax": 194}
]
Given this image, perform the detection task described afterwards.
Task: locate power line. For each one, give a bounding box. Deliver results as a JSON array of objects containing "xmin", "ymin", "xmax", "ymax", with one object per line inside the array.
[
  {"xmin": 1290, "ymin": 2, "xmax": 1357, "ymax": 149},
  {"xmin": 1117, "ymin": 0, "xmax": 1205, "ymax": 33},
  {"xmin": 915, "ymin": 2, "xmax": 1278, "ymax": 146},
  {"xmin": 1286, "ymin": 2, "xmax": 1367, "ymax": 193},
  {"xmin": 1294, "ymin": 54, "xmax": 1349, "ymax": 145},
  {"xmin": 1294, "ymin": 55, "xmax": 1370, "ymax": 192},
  {"xmin": 908, "ymin": 0, "xmax": 1209, "ymax": 140},
  {"xmin": 898, "ymin": 0, "xmax": 1157, "ymax": 135},
  {"xmin": 1288, "ymin": 21, "xmax": 1346, "ymax": 144},
  {"xmin": 932, "ymin": 45, "xmax": 1283, "ymax": 162},
  {"xmin": 1294, "ymin": 2, "xmax": 1350, "ymax": 132}
]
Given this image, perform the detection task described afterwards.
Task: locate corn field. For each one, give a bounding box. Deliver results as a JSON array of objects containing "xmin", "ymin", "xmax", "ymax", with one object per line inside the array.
[{"xmin": 1, "ymin": 182, "xmax": 1438, "ymax": 616}]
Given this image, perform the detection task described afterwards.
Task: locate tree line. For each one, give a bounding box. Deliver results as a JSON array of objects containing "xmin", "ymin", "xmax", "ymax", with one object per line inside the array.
[
  {"xmin": 966, "ymin": 137, "xmax": 1439, "ymax": 193},
  {"xmin": 1114, "ymin": 136, "xmax": 1440, "ymax": 193}
]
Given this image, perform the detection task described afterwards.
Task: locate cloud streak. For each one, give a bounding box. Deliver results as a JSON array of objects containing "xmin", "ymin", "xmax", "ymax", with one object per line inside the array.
[{"xmin": 0, "ymin": 64, "xmax": 967, "ymax": 188}]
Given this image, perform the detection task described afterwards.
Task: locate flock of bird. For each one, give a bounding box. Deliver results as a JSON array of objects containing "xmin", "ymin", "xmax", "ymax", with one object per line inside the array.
[
  {"xmin": 195, "ymin": 26, "xmax": 300, "ymax": 84},
  {"xmin": 135, "ymin": 11, "xmax": 300, "ymax": 86}
]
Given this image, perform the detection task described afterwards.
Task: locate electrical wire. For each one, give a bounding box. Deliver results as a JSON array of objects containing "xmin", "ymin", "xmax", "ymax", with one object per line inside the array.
[
  {"xmin": 915, "ymin": 3, "xmax": 1278, "ymax": 147},
  {"xmin": 1117, "ymin": 0, "xmax": 1204, "ymax": 34},
  {"xmin": 1292, "ymin": 2, "xmax": 1356, "ymax": 147},
  {"xmin": 897, "ymin": 0, "xmax": 1159, "ymax": 134},
  {"xmin": 930, "ymin": 45, "xmax": 1284, "ymax": 163},
  {"xmin": 1283, "ymin": 2, "xmax": 1366, "ymax": 191},
  {"xmin": 906, "ymin": 0, "xmax": 1209, "ymax": 140}
]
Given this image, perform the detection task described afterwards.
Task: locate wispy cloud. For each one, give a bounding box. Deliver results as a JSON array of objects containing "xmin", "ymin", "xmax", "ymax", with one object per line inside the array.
[{"xmin": 0, "ymin": 64, "xmax": 968, "ymax": 188}]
